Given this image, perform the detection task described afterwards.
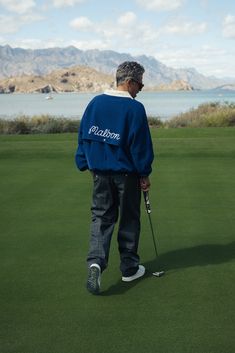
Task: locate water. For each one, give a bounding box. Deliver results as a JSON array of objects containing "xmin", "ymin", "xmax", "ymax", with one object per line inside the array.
[
  {"xmin": 140, "ymin": 90, "xmax": 235, "ymax": 118},
  {"xmin": 0, "ymin": 90, "xmax": 234, "ymax": 120}
]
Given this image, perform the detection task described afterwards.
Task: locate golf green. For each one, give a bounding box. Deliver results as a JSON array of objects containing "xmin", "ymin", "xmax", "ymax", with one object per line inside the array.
[{"xmin": 0, "ymin": 128, "xmax": 235, "ymax": 353}]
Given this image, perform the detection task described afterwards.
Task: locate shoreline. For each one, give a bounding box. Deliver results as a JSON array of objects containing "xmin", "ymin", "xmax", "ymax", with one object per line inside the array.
[
  {"xmin": 0, "ymin": 101, "xmax": 235, "ymax": 134},
  {"xmin": 1, "ymin": 87, "xmax": 235, "ymax": 95}
]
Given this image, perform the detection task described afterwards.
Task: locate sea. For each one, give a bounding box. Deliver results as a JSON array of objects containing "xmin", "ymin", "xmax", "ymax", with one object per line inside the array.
[{"xmin": 0, "ymin": 90, "xmax": 234, "ymax": 121}]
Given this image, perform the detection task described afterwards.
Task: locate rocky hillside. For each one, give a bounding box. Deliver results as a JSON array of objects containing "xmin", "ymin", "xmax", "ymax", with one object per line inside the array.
[
  {"xmin": 0, "ymin": 45, "xmax": 232, "ymax": 89},
  {"xmin": 213, "ymin": 84, "xmax": 235, "ymax": 91},
  {"xmin": 152, "ymin": 80, "xmax": 194, "ymax": 91},
  {"xmin": 0, "ymin": 67, "xmax": 195, "ymax": 93},
  {"xmin": 0, "ymin": 66, "xmax": 115, "ymax": 93}
]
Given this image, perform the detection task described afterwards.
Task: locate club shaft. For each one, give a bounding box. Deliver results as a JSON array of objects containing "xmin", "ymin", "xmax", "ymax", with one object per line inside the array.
[
  {"xmin": 147, "ymin": 212, "xmax": 158, "ymax": 257},
  {"xmin": 143, "ymin": 191, "xmax": 159, "ymax": 257},
  {"xmin": 143, "ymin": 191, "xmax": 165, "ymax": 276}
]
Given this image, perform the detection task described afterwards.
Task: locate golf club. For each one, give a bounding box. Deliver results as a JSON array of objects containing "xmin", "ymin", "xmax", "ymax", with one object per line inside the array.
[{"xmin": 143, "ymin": 191, "xmax": 165, "ymax": 277}]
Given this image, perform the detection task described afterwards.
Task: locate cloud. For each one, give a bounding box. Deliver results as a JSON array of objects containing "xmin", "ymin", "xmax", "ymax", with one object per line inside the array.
[
  {"xmin": 0, "ymin": 37, "xmax": 110, "ymax": 51},
  {"xmin": 70, "ymin": 12, "xmax": 138, "ymax": 37},
  {"xmin": 223, "ymin": 15, "xmax": 235, "ymax": 39},
  {"xmin": 0, "ymin": 13, "xmax": 44, "ymax": 34},
  {"xmin": 1, "ymin": 38, "xmax": 68, "ymax": 49},
  {"xmin": 0, "ymin": 15, "xmax": 20, "ymax": 34},
  {"xmin": 69, "ymin": 12, "xmax": 159, "ymax": 53},
  {"xmin": 155, "ymin": 44, "xmax": 233, "ymax": 78},
  {"xmin": 200, "ymin": 0, "xmax": 209, "ymax": 7},
  {"xmin": 163, "ymin": 21, "xmax": 207, "ymax": 35},
  {"xmin": 51, "ymin": 0, "xmax": 85, "ymax": 7},
  {"xmin": 0, "ymin": 0, "xmax": 43, "ymax": 34},
  {"xmin": 70, "ymin": 39, "xmax": 110, "ymax": 50},
  {"xmin": 0, "ymin": 0, "xmax": 36, "ymax": 14},
  {"xmin": 136, "ymin": 0, "xmax": 185, "ymax": 11},
  {"xmin": 117, "ymin": 12, "xmax": 137, "ymax": 26},
  {"xmin": 70, "ymin": 16, "xmax": 93, "ymax": 30}
]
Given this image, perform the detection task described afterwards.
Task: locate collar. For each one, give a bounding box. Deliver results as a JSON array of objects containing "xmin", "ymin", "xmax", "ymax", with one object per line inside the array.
[{"xmin": 104, "ymin": 89, "xmax": 133, "ymax": 99}]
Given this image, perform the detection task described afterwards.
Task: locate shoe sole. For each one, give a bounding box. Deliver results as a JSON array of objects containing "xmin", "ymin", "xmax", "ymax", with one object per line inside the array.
[
  {"xmin": 87, "ymin": 267, "xmax": 101, "ymax": 294},
  {"xmin": 122, "ymin": 265, "xmax": 145, "ymax": 282}
]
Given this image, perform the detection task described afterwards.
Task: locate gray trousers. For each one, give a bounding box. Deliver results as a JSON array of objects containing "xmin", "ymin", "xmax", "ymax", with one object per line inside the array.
[{"xmin": 87, "ymin": 173, "xmax": 141, "ymax": 277}]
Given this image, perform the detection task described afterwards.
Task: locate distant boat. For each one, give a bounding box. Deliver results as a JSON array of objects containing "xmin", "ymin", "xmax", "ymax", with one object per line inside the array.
[{"xmin": 45, "ymin": 95, "xmax": 53, "ymax": 100}]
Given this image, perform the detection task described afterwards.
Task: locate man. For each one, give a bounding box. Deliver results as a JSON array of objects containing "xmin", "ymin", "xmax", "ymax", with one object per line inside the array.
[{"xmin": 75, "ymin": 61, "xmax": 154, "ymax": 294}]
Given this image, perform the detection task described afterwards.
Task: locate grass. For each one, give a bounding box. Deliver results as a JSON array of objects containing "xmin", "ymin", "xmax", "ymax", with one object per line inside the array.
[
  {"xmin": 1, "ymin": 102, "xmax": 235, "ymax": 134},
  {"xmin": 0, "ymin": 128, "xmax": 235, "ymax": 353},
  {"xmin": 0, "ymin": 115, "xmax": 80, "ymax": 134},
  {"xmin": 164, "ymin": 101, "xmax": 235, "ymax": 128}
]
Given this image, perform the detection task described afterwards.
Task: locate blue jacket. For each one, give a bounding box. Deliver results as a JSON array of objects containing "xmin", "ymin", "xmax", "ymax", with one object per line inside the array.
[{"xmin": 75, "ymin": 90, "xmax": 154, "ymax": 176}]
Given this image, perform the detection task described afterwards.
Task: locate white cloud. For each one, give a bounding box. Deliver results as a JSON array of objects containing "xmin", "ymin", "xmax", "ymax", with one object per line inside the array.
[
  {"xmin": 200, "ymin": 0, "xmax": 209, "ymax": 7},
  {"xmin": 0, "ymin": 0, "xmax": 36, "ymax": 14},
  {"xmin": 2, "ymin": 37, "xmax": 111, "ymax": 51},
  {"xmin": 117, "ymin": 12, "xmax": 137, "ymax": 26},
  {"xmin": 69, "ymin": 12, "xmax": 160, "ymax": 54},
  {"xmin": 103, "ymin": 20, "xmax": 159, "ymax": 53},
  {"xmin": 70, "ymin": 39, "xmax": 110, "ymax": 50},
  {"xmin": 223, "ymin": 15, "xmax": 235, "ymax": 39},
  {"xmin": 70, "ymin": 17, "xmax": 93, "ymax": 30},
  {"xmin": 0, "ymin": 15, "xmax": 20, "ymax": 34},
  {"xmin": 0, "ymin": 37, "xmax": 70, "ymax": 49},
  {"xmin": 0, "ymin": 13, "xmax": 44, "ymax": 34},
  {"xmin": 223, "ymin": 14, "xmax": 235, "ymax": 25},
  {"xmin": 136, "ymin": 0, "xmax": 185, "ymax": 11},
  {"xmin": 163, "ymin": 21, "xmax": 207, "ymax": 35},
  {"xmin": 155, "ymin": 44, "xmax": 233, "ymax": 78},
  {"xmin": 51, "ymin": 0, "xmax": 85, "ymax": 7}
]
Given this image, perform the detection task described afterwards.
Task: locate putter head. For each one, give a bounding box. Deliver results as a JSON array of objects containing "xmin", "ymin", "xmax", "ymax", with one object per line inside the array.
[{"xmin": 152, "ymin": 271, "xmax": 165, "ymax": 277}]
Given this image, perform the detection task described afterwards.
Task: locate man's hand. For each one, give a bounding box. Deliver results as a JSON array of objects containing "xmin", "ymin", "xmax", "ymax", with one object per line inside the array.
[{"xmin": 140, "ymin": 177, "xmax": 151, "ymax": 191}]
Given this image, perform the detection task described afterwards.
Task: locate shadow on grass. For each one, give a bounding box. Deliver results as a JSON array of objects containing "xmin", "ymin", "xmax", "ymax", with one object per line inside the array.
[{"xmin": 101, "ymin": 241, "xmax": 235, "ymax": 296}]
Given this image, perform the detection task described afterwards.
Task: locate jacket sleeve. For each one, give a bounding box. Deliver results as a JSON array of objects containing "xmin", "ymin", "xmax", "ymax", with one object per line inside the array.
[
  {"xmin": 129, "ymin": 105, "xmax": 154, "ymax": 177},
  {"xmin": 75, "ymin": 118, "xmax": 88, "ymax": 171}
]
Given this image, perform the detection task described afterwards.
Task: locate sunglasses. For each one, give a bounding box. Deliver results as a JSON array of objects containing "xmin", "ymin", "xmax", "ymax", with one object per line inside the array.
[{"xmin": 131, "ymin": 79, "xmax": 144, "ymax": 90}]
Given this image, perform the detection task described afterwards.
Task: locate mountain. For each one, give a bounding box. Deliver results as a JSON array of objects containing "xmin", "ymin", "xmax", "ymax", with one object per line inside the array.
[
  {"xmin": 0, "ymin": 45, "xmax": 232, "ymax": 89},
  {"xmin": 0, "ymin": 67, "xmax": 197, "ymax": 94},
  {"xmin": 150, "ymin": 79, "xmax": 194, "ymax": 91},
  {"xmin": 213, "ymin": 84, "xmax": 235, "ymax": 91}
]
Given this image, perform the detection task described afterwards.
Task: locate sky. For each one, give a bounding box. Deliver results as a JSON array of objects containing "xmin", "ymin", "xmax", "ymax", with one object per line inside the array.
[{"xmin": 0, "ymin": 0, "xmax": 235, "ymax": 78}]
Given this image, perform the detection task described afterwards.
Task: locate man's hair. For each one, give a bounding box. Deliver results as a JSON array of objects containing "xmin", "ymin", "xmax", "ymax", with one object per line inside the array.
[{"xmin": 116, "ymin": 61, "xmax": 145, "ymax": 86}]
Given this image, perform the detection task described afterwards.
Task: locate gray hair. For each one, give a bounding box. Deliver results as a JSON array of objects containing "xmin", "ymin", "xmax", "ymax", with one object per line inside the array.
[{"xmin": 116, "ymin": 61, "xmax": 145, "ymax": 86}]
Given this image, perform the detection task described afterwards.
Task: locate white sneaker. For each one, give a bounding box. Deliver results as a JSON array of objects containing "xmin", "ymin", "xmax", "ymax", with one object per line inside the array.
[{"xmin": 122, "ymin": 265, "xmax": 145, "ymax": 282}]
